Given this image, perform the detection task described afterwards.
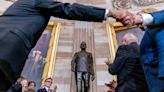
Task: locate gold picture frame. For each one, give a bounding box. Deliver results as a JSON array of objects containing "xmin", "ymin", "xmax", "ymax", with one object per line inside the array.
[
  {"xmin": 106, "ymin": 22, "xmax": 144, "ymax": 59},
  {"xmin": 22, "ymin": 22, "xmax": 61, "ymax": 88},
  {"xmin": 106, "ymin": 22, "xmax": 144, "ymax": 80},
  {"xmin": 42, "ymin": 22, "xmax": 61, "ymax": 80}
]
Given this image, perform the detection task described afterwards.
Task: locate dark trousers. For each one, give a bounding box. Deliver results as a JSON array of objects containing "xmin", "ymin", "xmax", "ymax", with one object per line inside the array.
[
  {"xmin": 76, "ymin": 72, "xmax": 90, "ymax": 92},
  {"xmin": 0, "ymin": 70, "xmax": 12, "ymax": 92}
]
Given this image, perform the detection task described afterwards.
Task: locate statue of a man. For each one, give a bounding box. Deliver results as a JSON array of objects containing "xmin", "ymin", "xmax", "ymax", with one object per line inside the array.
[{"xmin": 71, "ymin": 41, "xmax": 94, "ymax": 92}]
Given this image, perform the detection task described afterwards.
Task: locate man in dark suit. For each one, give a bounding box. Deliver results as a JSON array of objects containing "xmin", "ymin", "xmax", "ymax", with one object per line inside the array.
[
  {"xmin": 71, "ymin": 41, "xmax": 94, "ymax": 92},
  {"xmin": 0, "ymin": 0, "xmax": 129, "ymax": 91},
  {"xmin": 120, "ymin": 10, "xmax": 164, "ymax": 92},
  {"xmin": 106, "ymin": 33, "xmax": 148, "ymax": 92},
  {"xmin": 37, "ymin": 78, "xmax": 53, "ymax": 92},
  {"xmin": 7, "ymin": 76, "xmax": 24, "ymax": 92}
]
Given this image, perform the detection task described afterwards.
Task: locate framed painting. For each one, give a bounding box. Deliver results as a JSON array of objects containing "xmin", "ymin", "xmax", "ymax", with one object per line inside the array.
[
  {"xmin": 21, "ymin": 22, "xmax": 61, "ymax": 88},
  {"xmin": 105, "ymin": 22, "xmax": 145, "ymax": 91},
  {"xmin": 114, "ymin": 25, "xmax": 144, "ymax": 46},
  {"xmin": 106, "ymin": 22, "xmax": 144, "ymax": 56}
]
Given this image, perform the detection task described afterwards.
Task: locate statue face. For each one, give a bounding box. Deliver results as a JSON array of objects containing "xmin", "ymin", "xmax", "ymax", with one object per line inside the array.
[{"xmin": 80, "ymin": 42, "xmax": 87, "ymax": 49}]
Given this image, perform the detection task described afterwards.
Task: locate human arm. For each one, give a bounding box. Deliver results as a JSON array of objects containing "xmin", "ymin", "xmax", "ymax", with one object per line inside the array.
[
  {"xmin": 108, "ymin": 45, "xmax": 128, "ymax": 75},
  {"xmin": 35, "ymin": 0, "xmax": 105, "ymax": 22},
  {"xmin": 35, "ymin": 0, "xmax": 128, "ymax": 22},
  {"xmin": 120, "ymin": 10, "xmax": 164, "ymax": 26}
]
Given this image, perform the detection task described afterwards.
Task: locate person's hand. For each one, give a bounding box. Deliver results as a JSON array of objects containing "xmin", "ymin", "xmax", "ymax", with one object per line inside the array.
[
  {"xmin": 105, "ymin": 80, "xmax": 117, "ymax": 92},
  {"xmin": 53, "ymin": 85, "xmax": 57, "ymax": 92},
  {"xmin": 108, "ymin": 88, "xmax": 115, "ymax": 92},
  {"xmin": 133, "ymin": 14, "xmax": 143, "ymax": 25},
  {"xmin": 121, "ymin": 13, "xmax": 143, "ymax": 26},
  {"xmin": 117, "ymin": 9, "xmax": 134, "ymax": 26},
  {"xmin": 111, "ymin": 80, "xmax": 117, "ymax": 88},
  {"xmin": 105, "ymin": 61, "xmax": 112, "ymax": 66},
  {"xmin": 108, "ymin": 8, "xmax": 133, "ymax": 22},
  {"xmin": 108, "ymin": 8, "xmax": 134, "ymax": 26}
]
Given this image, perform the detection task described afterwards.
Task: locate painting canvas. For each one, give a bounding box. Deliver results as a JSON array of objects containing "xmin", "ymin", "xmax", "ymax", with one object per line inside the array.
[
  {"xmin": 21, "ymin": 30, "xmax": 51, "ymax": 88},
  {"xmin": 115, "ymin": 27, "xmax": 144, "ymax": 46}
]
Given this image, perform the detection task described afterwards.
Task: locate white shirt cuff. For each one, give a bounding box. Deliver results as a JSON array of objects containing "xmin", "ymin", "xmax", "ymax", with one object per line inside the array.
[
  {"xmin": 141, "ymin": 13, "xmax": 154, "ymax": 26},
  {"xmin": 104, "ymin": 9, "xmax": 109, "ymax": 20}
]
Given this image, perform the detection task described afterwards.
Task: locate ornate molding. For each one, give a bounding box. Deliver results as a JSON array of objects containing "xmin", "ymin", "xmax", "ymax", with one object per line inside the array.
[
  {"xmin": 134, "ymin": 0, "xmax": 164, "ymax": 6},
  {"xmin": 112, "ymin": 0, "xmax": 132, "ymax": 9}
]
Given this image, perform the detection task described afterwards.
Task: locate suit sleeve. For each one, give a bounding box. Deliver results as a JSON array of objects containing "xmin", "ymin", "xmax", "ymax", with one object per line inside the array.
[
  {"xmin": 71, "ymin": 53, "xmax": 77, "ymax": 72},
  {"xmin": 149, "ymin": 10, "xmax": 164, "ymax": 78},
  {"xmin": 35, "ymin": 0, "xmax": 105, "ymax": 22},
  {"xmin": 154, "ymin": 28, "xmax": 164, "ymax": 78},
  {"xmin": 108, "ymin": 45, "xmax": 128, "ymax": 75},
  {"xmin": 150, "ymin": 10, "xmax": 164, "ymax": 26},
  {"xmin": 10, "ymin": 84, "xmax": 22, "ymax": 92}
]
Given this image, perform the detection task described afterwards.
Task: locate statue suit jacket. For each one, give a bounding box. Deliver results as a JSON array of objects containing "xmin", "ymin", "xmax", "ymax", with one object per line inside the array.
[
  {"xmin": 0, "ymin": 0, "xmax": 105, "ymax": 83},
  {"xmin": 71, "ymin": 51, "xmax": 94, "ymax": 75}
]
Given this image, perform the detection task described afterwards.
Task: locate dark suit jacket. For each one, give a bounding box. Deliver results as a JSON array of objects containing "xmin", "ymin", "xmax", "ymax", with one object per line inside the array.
[
  {"xmin": 0, "ymin": 0, "xmax": 105, "ymax": 83},
  {"xmin": 140, "ymin": 10, "xmax": 164, "ymax": 92},
  {"xmin": 37, "ymin": 88, "xmax": 47, "ymax": 92},
  {"xmin": 7, "ymin": 83, "xmax": 22, "ymax": 92},
  {"xmin": 108, "ymin": 42, "xmax": 148, "ymax": 92},
  {"xmin": 37, "ymin": 88, "xmax": 52, "ymax": 92}
]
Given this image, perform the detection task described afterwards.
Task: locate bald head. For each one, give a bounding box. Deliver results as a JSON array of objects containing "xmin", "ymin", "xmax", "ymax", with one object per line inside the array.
[{"xmin": 121, "ymin": 33, "xmax": 138, "ymax": 45}]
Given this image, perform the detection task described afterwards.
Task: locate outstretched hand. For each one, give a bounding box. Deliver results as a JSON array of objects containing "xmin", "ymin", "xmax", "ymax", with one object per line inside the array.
[
  {"xmin": 105, "ymin": 61, "xmax": 112, "ymax": 66},
  {"xmin": 108, "ymin": 8, "xmax": 144, "ymax": 26}
]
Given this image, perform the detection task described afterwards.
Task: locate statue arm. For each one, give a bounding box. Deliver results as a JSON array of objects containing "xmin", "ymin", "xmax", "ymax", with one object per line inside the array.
[
  {"xmin": 71, "ymin": 53, "xmax": 77, "ymax": 72},
  {"xmin": 90, "ymin": 53, "xmax": 94, "ymax": 76}
]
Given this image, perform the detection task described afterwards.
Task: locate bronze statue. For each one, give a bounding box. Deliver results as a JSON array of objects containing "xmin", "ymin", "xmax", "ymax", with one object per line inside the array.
[{"xmin": 71, "ymin": 41, "xmax": 94, "ymax": 92}]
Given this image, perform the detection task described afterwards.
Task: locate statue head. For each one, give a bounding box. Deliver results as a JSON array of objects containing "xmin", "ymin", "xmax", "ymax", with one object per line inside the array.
[{"xmin": 80, "ymin": 41, "xmax": 87, "ymax": 50}]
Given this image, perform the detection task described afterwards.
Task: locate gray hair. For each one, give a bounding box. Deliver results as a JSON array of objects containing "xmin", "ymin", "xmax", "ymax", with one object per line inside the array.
[{"xmin": 122, "ymin": 33, "xmax": 138, "ymax": 44}]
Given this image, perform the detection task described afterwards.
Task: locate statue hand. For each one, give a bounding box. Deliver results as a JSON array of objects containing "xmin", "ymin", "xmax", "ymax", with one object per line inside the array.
[
  {"xmin": 71, "ymin": 68, "xmax": 75, "ymax": 72},
  {"xmin": 91, "ymin": 75, "xmax": 95, "ymax": 81}
]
